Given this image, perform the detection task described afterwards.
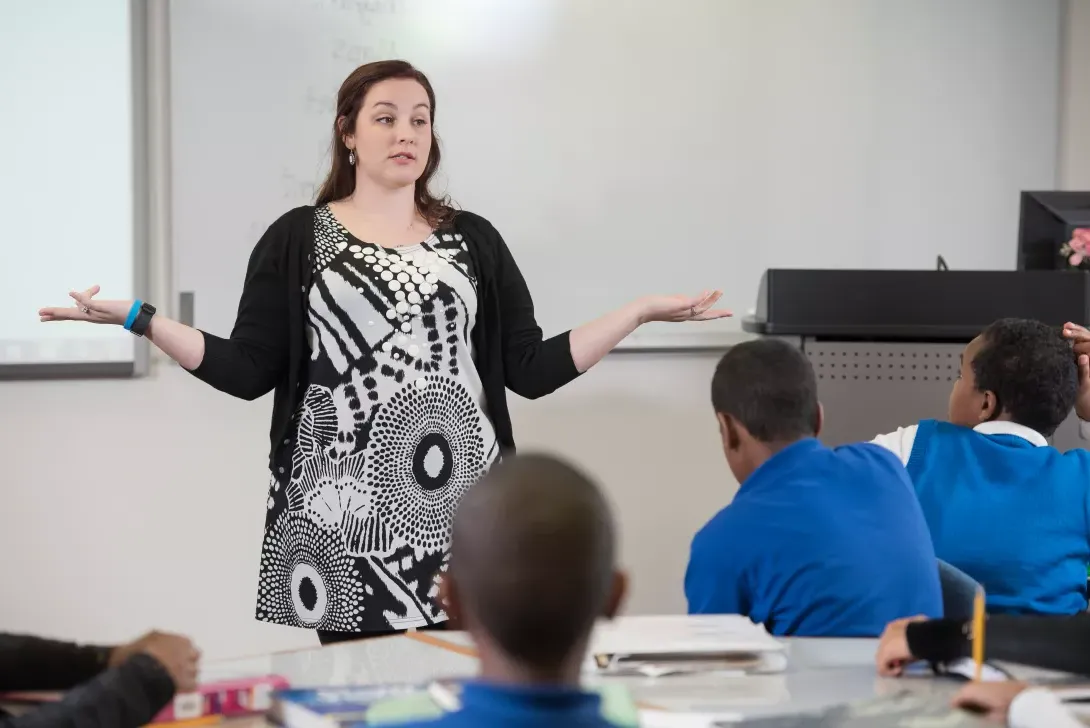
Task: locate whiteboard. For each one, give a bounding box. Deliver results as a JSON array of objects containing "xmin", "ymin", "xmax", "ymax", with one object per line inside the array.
[
  {"xmin": 170, "ymin": 0, "xmax": 1060, "ymax": 350},
  {"xmin": 0, "ymin": 0, "xmax": 145, "ymax": 375}
]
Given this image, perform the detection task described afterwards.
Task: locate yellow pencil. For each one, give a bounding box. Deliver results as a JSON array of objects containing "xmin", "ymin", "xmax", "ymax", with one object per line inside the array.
[{"xmin": 972, "ymin": 587, "xmax": 986, "ymax": 682}]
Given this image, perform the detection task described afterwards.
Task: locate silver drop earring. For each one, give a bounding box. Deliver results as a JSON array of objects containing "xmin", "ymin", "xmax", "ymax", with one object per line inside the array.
[{"xmin": 348, "ymin": 149, "xmax": 356, "ymax": 166}]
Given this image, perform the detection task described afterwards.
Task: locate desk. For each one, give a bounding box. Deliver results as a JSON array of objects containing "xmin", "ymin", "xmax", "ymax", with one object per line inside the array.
[{"xmin": 201, "ymin": 631, "xmax": 1049, "ymax": 725}]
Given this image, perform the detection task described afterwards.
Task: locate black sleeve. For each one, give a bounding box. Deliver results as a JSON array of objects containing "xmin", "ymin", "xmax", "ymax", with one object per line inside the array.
[
  {"xmin": 187, "ymin": 217, "xmax": 292, "ymax": 401},
  {"xmin": 491, "ymin": 228, "xmax": 581, "ymax": 400},
  {"xmin": 0, "ymin": 635, "xmax": 111, "ymax": 692},
  {"xmin": 0, "ymin": 654, "xmax": 175, "ymax": 728},
  {"xmin": 907, "ymin": 614, "xmax": 1090, "ymax": 677}
]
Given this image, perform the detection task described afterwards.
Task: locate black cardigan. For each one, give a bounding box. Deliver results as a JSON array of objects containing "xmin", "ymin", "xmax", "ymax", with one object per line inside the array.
[
  {"xmin": 907, "ymin": 614, "xmax": 1090, "ymax": 677},
  {"xmin": 190, "ymin": 206, "xmax": 581, "ymax": 467},
  {"xmin": 0, "ymin": 634, "xmax": 175, "ymax": 728}
]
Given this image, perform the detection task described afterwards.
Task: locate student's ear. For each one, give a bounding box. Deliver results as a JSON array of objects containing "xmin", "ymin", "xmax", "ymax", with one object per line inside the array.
[
  {"xmin": 603, "ymin": 570, "xmax": 628, "ymax": 619},
  {"xmin": 438, "ymin": 573, "xmax": 464, "ymax": 629},
  {"xmin": 979, "ymin": 390, "xmax": 999, "ymax": 422},
  {"xmin": 814, "ymin": 402, "xmax": 825, "ymax": 437},
  {"xmin": 718, "ymin": 413, "xmax": 741, "ymax": 451}
]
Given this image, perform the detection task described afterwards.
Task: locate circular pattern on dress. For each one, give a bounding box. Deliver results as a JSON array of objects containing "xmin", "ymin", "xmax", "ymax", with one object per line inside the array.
[
  {"xmin": 256, "ymin": 510, "xmax": 365, "ymax": 630},
  {"xmin": 363, "ymin": 375, "xmax": 486, "ymax": 552}
]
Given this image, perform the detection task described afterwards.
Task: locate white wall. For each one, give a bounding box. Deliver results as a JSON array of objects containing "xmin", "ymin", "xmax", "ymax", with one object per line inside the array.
[
  {"xmin": 3, "ymin": 0, "xmax": 1090, "ymax": 661},
  {"xmin": 1060, "ymin": 0, "xmax": 1090, "ymax": 189},
  {"xmin": 0, "ymin": 357, "xmax": 728, "ymax": 659}
]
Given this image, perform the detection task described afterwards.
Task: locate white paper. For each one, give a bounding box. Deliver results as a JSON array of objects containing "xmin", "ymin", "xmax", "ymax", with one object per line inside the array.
[{"xmin": 589, "ymin": 615, "xmax": 786, "ymax": 660}]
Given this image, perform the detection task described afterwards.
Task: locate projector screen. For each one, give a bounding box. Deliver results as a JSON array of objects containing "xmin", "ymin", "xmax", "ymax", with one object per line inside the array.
[{"xmin": 0, "ymin": 0, "xmax": 143, "ymax": 376}]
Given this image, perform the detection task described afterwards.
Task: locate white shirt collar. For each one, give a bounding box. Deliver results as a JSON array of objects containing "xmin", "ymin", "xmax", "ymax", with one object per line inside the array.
[{"xmin": 972, "ymin": 420, "xmax": 1048, "ymax": 447}]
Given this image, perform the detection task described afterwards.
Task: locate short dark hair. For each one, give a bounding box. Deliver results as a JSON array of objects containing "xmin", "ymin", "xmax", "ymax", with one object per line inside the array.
[
  {"xmin": 710, "ymin": 339, "xmax": 819, "ymax": 443},
  {"xmin": 450, "ymin": 454, "xmax": 615, "ymax": 670},
  {"xmin": 972, "ymin": 318, "xmax": 1077, "ymax": 437}
]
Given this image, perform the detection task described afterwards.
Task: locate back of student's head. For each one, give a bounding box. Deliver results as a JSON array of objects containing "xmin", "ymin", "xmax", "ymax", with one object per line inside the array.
[
  {"xmin": 710, "ymin": 338, "xmax": 820, "ymax": 444},
  {"xmin": 959, "ymin": 318, "xmax": 1076, "ymax": 437},
  {"xmin": 447, "ymin": 453, "xmax": 623, "ymax": 675}
]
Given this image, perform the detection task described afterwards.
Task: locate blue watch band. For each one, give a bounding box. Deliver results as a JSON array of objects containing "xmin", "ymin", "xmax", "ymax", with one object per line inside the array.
[{"xmin": 124, "ymin": 300, "xmax": 142, "ymax": 331}]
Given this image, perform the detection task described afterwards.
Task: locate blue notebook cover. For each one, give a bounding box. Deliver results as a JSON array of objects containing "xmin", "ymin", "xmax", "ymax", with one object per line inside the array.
[
  {"xmin": 274, "ymin": 681, "xmax": 638, "ymax": 726},
  {"xmin": 273, "ymin": 683, "xmax": 431, "ymax": 726}
]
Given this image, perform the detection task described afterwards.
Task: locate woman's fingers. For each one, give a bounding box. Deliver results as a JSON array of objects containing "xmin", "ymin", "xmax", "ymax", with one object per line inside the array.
[
  {"xmin": 39, "ymin": 286, "xmax": 103, "ymax": 322},
  {"xmin": 692, "ymin": 290, "xmax": 723, "ymax": 313},
  {"xmin": 694, "ymin": 308, "xmax": 733, "ymax": 321},
  {"xmin": 688, "ymin": 291, "xmax": 725, "ymax": 319},
  {"xmin": 39, "ymin": 306, "xmax": 88, "ymax": 322}
]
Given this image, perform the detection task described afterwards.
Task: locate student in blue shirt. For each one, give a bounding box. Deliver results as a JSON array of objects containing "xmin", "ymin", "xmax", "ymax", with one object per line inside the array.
[
  {"xmin": 392, "ymin": 453, "xmax": 629, "ymax": 728},
  {"xmin": 685, "ymin": 338, "xmax": 943, "ymax": 637},
  {"xmin": 872, "ymin": 318, "xmax": 1090, "ymax": 615}
]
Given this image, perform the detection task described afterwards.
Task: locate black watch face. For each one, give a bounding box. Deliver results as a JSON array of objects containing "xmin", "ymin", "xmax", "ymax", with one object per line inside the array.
[{"xmin": 142, "ymin": 302, "xmax": 156, "ymax": 315}]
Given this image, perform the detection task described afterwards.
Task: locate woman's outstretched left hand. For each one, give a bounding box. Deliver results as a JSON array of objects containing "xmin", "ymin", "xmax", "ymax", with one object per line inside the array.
[{"xmin": 637, "ymin": 290, "xmax": 732, "ymax": 324}]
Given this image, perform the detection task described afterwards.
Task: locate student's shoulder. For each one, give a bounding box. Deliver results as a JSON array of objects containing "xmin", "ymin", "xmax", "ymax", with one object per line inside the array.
[
  {"xmin": 832, "ymin": 439, "xmax": 912, "ymax": 471},
  {"xmin": 694, "ymin": 500, "xmax": 761, "ymax": 549},
  {"xmin": 1058, "ymin": 443, "xmax": 1090, "ymax": 473}
]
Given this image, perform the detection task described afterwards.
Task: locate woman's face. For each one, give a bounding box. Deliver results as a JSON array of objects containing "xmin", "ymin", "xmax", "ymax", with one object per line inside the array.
[{"xmin": 345, "ymin": 78, "xmax": 432, "ymax": 191}]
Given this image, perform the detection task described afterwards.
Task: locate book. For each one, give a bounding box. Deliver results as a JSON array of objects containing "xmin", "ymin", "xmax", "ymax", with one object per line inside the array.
[
  {"xmin": 0, "ymin": 675, "xmax": 290, "ymax": 725},
  {"xmin": 271, "ymin": 681, "xmax": 640, "ymax": 727},
  {"xmin": 270, "ymin": 683, "xmax": 436, "ymax": 727},
  {"xmin": 151, "ymin": 675, "xmax": 290, "ymax": 724}
]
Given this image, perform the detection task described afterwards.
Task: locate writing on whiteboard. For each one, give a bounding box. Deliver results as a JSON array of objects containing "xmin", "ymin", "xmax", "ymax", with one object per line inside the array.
[
  {"xmin": 309, "ymin": 0, "xmax": 402, "ymax": 18},
  {"xmin": 331, "ymin": 38, "xmax": 398, "ymax": 66},
  {"xmin": 305, "ymin": 86, "xmax": 334, "ymax": 115},
  {"xmin": 281, "ymin": 169, "xmax": 319, "ymax": 204}
]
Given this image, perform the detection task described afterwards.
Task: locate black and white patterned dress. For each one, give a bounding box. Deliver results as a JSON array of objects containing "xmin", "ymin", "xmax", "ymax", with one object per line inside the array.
[{"xmin": 255, "ymin": 205, "xmax": 499, "ymax": 633}]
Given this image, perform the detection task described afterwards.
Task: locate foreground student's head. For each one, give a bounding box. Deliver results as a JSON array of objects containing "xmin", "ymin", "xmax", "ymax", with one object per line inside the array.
[
  {"xmin": 948, "ymin": 318, "xmax": 1076, "ymax": 437},
  {"xmin": 442, "ymin": 453, "xmax": 626, "ymax": 684},
  {"xmin": 711, "ymin": 339, "xmax": 823, "ymax": 483}
]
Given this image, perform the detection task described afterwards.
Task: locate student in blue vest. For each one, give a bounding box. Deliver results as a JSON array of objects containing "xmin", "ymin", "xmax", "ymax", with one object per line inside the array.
[
  {"xmin": 685, "ymin": 339, "xmax": 942, "ymax": 636},
  {"xmin": 392, "ymin": 453, "xmax": 629, "ymax": 728},
  {"xmin": 871, "ymin": 318, "xmax": 1090, "ymax": 615}
]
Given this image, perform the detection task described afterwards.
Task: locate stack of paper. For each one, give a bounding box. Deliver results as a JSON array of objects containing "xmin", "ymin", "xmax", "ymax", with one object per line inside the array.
[{"xmin": 585, "ymin": 615, "xmax": 787, "ymax": 677}]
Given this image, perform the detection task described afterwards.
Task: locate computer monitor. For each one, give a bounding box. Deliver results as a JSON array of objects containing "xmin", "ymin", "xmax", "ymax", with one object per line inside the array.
[{"xmin": 1017, "ymin": 191, "xmax": 1090, "ymax": 270}]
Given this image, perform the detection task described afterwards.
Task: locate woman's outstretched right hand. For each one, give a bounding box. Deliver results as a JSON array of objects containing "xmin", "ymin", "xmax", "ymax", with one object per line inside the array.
[
  {"xmin": 39, "ymin": 285, "xmax": 133, "ymax": 326},
  {"xmin": 39, "ymin": 284, "xmax": 207, "ymax": 371}
]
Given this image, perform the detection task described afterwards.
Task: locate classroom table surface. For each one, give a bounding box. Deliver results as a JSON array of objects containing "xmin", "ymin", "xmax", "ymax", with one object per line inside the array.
[{"xmin": 200, "ymin": 629, "xmax": 1088, "ymax": 725}]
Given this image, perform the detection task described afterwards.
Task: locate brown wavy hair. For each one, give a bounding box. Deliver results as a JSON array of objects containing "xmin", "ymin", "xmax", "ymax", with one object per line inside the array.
[{"xmin": 315, "ymin": 60, "xmax": 454, "ymax": 228}]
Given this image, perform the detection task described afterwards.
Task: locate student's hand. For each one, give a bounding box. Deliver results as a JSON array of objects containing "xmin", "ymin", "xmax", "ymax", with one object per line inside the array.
[
  {"xmin": 951, "ymin": 680, "xmax": 1029, "ymax": 722},
  {"xmin": 38, "ymin": 285, "xmax": 133, "ymax": 326},
  {"xmin": 875, "ymin": 616, "xmax": 928, "ymax": 676},
  {"xmin": 1064, "ymin": 323, "xmax": 1090, "ymax": 420},
  {"xmin": 110, "ymin": 631, "xmax": 201, "ymax": 692}
]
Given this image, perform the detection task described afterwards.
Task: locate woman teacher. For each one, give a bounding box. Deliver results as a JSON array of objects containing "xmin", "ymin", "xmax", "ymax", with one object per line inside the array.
[{"xmin": 40, "ymin": 60, "xmax": 730, "ymax": 644}]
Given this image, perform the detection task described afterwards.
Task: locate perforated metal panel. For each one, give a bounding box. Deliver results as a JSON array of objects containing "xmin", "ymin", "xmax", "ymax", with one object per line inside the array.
[
  {"xmin": 803, "ymin": 339, "xmax": 1086, "ymax": 452},
  {"xmin": 804, "ymin": 341, "xmax": 958, "ymax": 446}
]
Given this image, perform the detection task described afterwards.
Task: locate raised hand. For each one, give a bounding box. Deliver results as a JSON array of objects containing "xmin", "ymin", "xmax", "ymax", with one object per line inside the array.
[
  {"xmin": 39, "ymin": 285, "xmax": 133, "ymax": 326},
  {"xmin": 637, "ymin": 290, "xmax": 732, "ymax": 324},
  {"xmin": 1063, "ymin": 323, "xmax": 1090, "ymax": 421}
]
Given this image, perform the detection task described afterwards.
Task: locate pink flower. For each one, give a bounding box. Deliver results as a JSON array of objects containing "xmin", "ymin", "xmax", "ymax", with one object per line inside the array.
[
  {"xmin": 1075, "ymin": 227, "xmax": 1090, "ymax": 245},
  {"xmin": 1071, "ymin": 253, "xmax": 1084, "ymax": 266}
]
